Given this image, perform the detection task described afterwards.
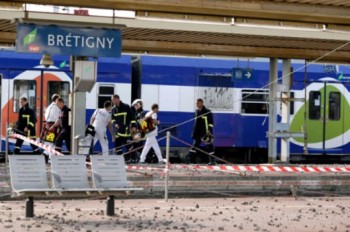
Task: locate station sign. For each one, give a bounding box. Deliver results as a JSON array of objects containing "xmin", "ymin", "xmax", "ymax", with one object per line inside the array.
[
  {"xmin": 232, "ymin": 68, "xmax": 254, "ymax": 81},
  {"xmin": 16, "ymin": 23, "xmax": 121, "ymax": 57}
]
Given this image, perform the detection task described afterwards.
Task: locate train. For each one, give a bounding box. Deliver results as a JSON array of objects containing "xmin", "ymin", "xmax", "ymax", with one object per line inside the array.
[{"xmin": 1, "ymin": 49, "xmax": 350, "ymax": 162}]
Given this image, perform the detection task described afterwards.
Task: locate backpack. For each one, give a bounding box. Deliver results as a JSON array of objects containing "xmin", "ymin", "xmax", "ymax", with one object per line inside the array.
[{"xmin": 139, "ymin": 117, "xmax": 155, "ymax": 134}]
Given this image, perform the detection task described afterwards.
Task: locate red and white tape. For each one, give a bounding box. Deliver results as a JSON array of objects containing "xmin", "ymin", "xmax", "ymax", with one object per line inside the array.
[
  {"xmin": 172, "ymin": 164, "xmax": 350, "ymax": 173},
  {"xmin": 10, "ymin": 131, "xmax": 350, "ymax": 173},
  {"xmin": 126, "ymin": 164, "xmax": 350, "ymax": 173},
  {"xmin": 126, "ymin": 163, "xmax": 171, "ymax": 178},
  {"xmin": 127, "ymin": 165, "xmax": 164, "ymax": 171},
  {"xmin": 10, "ymin": 133, "xmax": 64, "ymax": 156}
]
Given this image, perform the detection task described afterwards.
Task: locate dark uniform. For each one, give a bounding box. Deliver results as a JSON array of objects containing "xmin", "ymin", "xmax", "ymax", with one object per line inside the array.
[
  {"xmin": 55, "ymin": 105, "xmax": 71, "ymax": 153},
  {"xmin": 187, "ymin": 105, "xmax": 215, "ymax": 164},
  {"xmin": 129, "ymin": 104, "xmax": 146, "ymax": 163},
  {"xmin": 13, "ymin": 103, "xmax": 40, "ymax": 154},
  {"xmin": 111, "ymin": 101, "xmax": 136, "ymax": 155}
]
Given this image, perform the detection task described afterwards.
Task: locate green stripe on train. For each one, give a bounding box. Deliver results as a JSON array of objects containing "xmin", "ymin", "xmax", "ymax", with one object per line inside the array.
[{"xmin": 290, "ymin": 85, "xmax": 350, "ymax": 144}]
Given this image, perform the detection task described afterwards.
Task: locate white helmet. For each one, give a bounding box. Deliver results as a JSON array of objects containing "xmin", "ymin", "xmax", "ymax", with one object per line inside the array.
[{"xmin": 132, "ymin": 99, "xmax": 143, "ymax": 107}]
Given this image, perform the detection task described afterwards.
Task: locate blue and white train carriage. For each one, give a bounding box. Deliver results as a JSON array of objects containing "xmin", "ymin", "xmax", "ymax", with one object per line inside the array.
[{"xmin": 1, "ymin": 49, "xmax": 350, "ymax": 162}]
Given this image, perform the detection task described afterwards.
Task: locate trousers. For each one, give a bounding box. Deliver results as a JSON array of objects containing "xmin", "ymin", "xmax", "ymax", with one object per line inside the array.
[
  {"xmin": 55, "ymin": 127, "xmax": 71, "ymax": 153},
  {"xmin": 187, "ymin": 137, "xmax": 215, "ymax": 164},
  {"xmin": 93, "ymin": 127, "xmax": 109, "ymax": 156},
  {"xmin": 139, "ymin": 130, "xmax": 163, "ymax": 163},
  {"xmin": 14, "ymin": 138, "xmax": 40, "ymax": 154}
]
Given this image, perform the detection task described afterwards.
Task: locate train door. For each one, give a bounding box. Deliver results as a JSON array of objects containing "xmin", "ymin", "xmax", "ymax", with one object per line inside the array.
[
  {"xmin": 5, "ymin": 70, "xmax": 39, "ymax": 142},
  {"xmin": 307, "ymin": 82, "xmax": 343, "ymax": 154},
  {"xmin": 11, "ymin": 70, "xmax": 71, "ymax": 139}
]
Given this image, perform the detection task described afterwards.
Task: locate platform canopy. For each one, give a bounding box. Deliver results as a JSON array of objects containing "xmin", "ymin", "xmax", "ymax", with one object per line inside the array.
[{"xmin": 0, "ymin": 0, "xmax": 350, "ymax": 62}]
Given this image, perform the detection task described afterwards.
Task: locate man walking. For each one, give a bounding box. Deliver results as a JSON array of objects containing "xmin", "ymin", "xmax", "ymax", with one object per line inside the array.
[
  {"xmin": 41, "ymin": 94, "xmax": 61, "ymax": 159},
  {"xmin": 129, "ymin": 99, "xmax": 146, "ymax": 163},
  {"xmin": 13, "ymin": 97, "xmax": 40, "ymax": 154},
  {"xmin": 90, "ymin": 101, "xmax": 114, "ymax": 156},
  {"xmin": 186, "ymin": 98, "xmax": 216, "ymax": 165},
  {"xmin": 139, "ymin": 103, "xmax": 165, "ymax": 164},
  {"xmin": 111, "ymin": 95, "xmax": 136, "ymax": 156},
  {"xmin": 55, "ymin": 98, "xmax": 71, "ymax": 154}
]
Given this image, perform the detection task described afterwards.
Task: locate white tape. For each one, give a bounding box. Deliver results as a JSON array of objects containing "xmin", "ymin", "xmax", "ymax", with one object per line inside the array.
[{"xmin": 10, "ymin": 133, "xmax": 63, "ymax": 156}]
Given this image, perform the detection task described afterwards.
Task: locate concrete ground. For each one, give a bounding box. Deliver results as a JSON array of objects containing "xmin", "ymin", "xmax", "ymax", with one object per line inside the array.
[{"xmin": 1, "ymin": 196, "xmax": 350, "ymax": 232}]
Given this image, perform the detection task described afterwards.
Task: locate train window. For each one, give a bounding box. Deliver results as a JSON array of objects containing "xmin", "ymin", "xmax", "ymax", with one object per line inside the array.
[
  {"xmin": 309, "ymin": 91, "xmax": 321, "ymax": 120},
  {"xmin": 47, "ymin": 81, "xmax": 70, "ymax": 107},
  {"xmin": 241, "ymin": 89, "xmax": 269, "ymax": 114},
  {"xmin": 329, "ymin": 92, "xmax": 340, "ymax": 121},
  {"xmin": 13, "ymin": 80, "xmax": 36, "ymax": 112},
  {"xmin": 197, "ymin": 73, "xmax": 234, "ymax": 110},
  {"xmin": 98, "ymin": 85, "xmax": 114, "ymax": 108}
]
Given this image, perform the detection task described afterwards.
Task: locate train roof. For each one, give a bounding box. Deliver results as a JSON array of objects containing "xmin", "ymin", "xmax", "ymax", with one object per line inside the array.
[
  {"xmin": 0, "ymin": 50, "xmax": 132, "ymax": 71},
  {"xmin": 139, "ymin": 55, "xmax": 350, "ymax": 75},
  {"xmin": 0, "ymin": 50, "xmax": 349, "ymax": 77}
]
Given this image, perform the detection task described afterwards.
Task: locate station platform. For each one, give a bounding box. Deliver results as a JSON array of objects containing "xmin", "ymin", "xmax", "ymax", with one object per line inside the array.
[
  {"xmin": 126, "ymin": 163, "xmax": 350, "ymax": 198},
  {"xmin": 1, "ymin": 162, "xmax": 350, "ymax": 198}
]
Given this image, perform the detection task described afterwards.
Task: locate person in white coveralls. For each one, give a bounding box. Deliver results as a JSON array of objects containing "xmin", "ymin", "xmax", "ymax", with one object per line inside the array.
[
  {"xmin": 139, "ymin": 103, "xmax": 165, "ymax": 164},
  {"xmin": 90, "ymin": 101, "xmax": 114, "ymax": 156}
]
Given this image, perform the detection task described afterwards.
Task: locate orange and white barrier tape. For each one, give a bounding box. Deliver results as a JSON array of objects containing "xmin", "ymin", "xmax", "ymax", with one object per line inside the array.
[
  {"xmin": 126, "ymin": 164, "xmax": 350, "ymax": 173},
  {"xmin": 10, "ymin": 132, "xmax": 64, "ymax": 156}
]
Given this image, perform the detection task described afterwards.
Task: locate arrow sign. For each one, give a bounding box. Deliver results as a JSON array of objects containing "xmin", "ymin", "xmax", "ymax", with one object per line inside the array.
[{"xmin": 232, "ymin": 68, "xmax": 254, "ymax": 81}]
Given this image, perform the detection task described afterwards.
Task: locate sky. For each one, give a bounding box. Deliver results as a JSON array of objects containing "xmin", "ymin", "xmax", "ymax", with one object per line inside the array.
[{"xmin": 25, "ymin": 4, "xmax": 135, "ymax": 18}]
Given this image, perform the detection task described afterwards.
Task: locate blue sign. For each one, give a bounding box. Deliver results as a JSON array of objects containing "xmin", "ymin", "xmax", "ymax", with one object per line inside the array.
[
  {"xmin": 16, "ymin": 23, "xmax": 121, "ymax": 57},
  {"xmin": 324, "ymin": 65, "xmax": 338, "ymax": 74},
  {"xmin": 232, "ymin": 68, "xmax": 253, "ymax": 80}
]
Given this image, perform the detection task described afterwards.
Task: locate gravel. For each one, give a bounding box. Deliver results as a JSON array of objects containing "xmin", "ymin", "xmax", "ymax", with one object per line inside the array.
[{"xmin": 1, "ymin": 196, "xmax": 350, "ymax": 231}]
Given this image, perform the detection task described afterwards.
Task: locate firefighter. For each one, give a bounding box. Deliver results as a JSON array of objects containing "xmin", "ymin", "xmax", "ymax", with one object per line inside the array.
[
  {"xmin": 13, "ymin": 97, "xmax": 40, "ymax": 154},
  {"xmin": 111, "ymin": 94, "xmax": 136, "ymax": 156},
  {"xmin": 129, "ymin": 99, "xmax": 146, "ymax": 163},
  {"xmin": 186, "ymin": 98, "xmax": 216, "ymax": 165},
  {"xmin": 55, "ymin": 98, "xmax": 71, "ymax": 154}
]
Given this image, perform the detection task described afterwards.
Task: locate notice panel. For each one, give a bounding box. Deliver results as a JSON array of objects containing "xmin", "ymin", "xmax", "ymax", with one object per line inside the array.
[{"xmin": 16, "ymin": 23, "xmax": 121, "ymax": 57}]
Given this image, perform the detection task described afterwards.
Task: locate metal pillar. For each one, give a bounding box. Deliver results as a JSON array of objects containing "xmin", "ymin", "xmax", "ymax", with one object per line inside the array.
[
  {"xmin": 70, "ymin": 57, "xmax": 97, "ymax": 155},
  {"xmin": 25, "ymin": 197, "xmax": 34, "ymax": 217},
  {"xmin": 280, "ymin": 59, "xmax": 291, "ymax": 162},
  {"xmin": 5, "ymin": 123, "xmax": 9, "ymax": 174},
  {"xmin": 164, "ymin": 131, "xmax": 170, "ymax": 202},
  {"xmin": 268, "ymin": 58, "xmax": 278, "ymax": 163},
  {"xmin": 106, "ymin": 195, "xmax": 115, "ymax": 216},
  {"xmin": 71, "ymin": 92, "xmax": 87, "ymax": 155}
]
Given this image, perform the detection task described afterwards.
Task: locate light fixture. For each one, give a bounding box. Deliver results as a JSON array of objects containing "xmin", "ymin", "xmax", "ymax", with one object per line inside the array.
[{"xmin": 40, "ymin": 53, "xmax": 53, "ymax": 68}]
